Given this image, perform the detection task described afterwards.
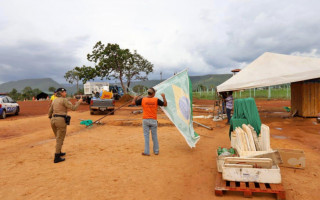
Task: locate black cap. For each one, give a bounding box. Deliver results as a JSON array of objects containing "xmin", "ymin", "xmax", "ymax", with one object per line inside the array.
[{"xmin": 56, "ymin": 88, "xmax": 67, "ymax": 92}]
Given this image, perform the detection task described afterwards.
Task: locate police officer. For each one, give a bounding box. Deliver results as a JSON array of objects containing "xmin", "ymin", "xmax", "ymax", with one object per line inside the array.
[{"xmin": 48, "ymin": 88, "xmax": 83, "ymax": 163}]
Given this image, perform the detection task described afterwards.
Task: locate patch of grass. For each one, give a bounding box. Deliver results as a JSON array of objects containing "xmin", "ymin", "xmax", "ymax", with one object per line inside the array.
[{"xmin": 192, "ymin": 87, "xmax": 291, "ymax": 100}]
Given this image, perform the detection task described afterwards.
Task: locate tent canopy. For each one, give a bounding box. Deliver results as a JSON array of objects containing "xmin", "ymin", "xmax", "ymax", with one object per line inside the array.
[{"xmin": 217, "ymin": 52, "xmax": 320, "ymax": 92}]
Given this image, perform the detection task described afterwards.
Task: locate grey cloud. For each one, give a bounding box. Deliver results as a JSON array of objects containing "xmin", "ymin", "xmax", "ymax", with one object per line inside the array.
[
  {"xmin": 1, "ymin": 0, "xmax": 320, "ymax": 83},
  {"xmin": 185, "ymin": 0, "xmax": 320, "ymax": 72},
  {"xmin": 0, "ymin": 37, "xmax": 89, "ymax": 83}
]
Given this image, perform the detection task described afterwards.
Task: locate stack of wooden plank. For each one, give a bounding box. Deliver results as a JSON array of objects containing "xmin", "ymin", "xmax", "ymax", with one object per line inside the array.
[
  {"xmin": 224, "ymin": 157, "xmax": 273, "ymax": 169},
  {"xmin": 224, "ymin": 124, "xmax": 283, "ymax": 183},
  {"xmin": 231, "ymin": 124, "xmax": 271, "ymax": 156},
  {"xmin": 222, "ymin": 157, "xmax": 281, "ymax": 183}
]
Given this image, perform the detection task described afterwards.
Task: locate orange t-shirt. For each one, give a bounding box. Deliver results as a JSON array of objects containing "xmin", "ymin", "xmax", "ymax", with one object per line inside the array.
[{"xmin": 141, "ymin": 97, "xmax": 159, "ymax": 120}]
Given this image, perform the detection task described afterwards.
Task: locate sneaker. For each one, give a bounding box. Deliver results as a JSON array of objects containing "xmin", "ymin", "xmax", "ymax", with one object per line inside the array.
[{"xmin": 141, "ymin": 152, "xmax": 150, "ymax": 156}]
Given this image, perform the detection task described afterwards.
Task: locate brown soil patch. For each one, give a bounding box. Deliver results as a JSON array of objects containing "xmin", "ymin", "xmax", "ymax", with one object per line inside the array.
[
  {"xmin": 118, "ymin": 94, "xmax": 133, "ymax": 103},
  {"xmin": 3, "ymin": 99, "xmax": 89, "ymax": 120},
  {"xmin": 0, "ymin": 99, "xmax": 319, "ymax": 200}
]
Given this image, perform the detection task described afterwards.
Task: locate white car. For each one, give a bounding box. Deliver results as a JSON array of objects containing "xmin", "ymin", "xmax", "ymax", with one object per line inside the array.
[{"xmin": 0, "ymin": 95, "xmax": 20, "ymax": 119}]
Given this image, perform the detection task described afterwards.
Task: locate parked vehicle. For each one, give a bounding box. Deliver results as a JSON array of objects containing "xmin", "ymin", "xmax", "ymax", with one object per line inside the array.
[
  {"xmin": 90, "ymin": 98, "xmax": 115, "ymax": 115},
  {"xmin": 77, "ymin": 82, "xmax": 124, "ymax": 104},
  {"xmin": 0, "ymin": 95, "xmax": 19, "ymax": 119},
  {"xmin": 76, "ymin": 82, "xmax": 110, "ymax": 104},
  {"xmin": 109, "ymin": 85, "xmax": 124, "ymax": 100}
]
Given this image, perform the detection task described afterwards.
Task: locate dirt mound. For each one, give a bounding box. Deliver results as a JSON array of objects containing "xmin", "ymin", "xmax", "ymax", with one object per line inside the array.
[{"xmin": 118, "ymin": 94, "xmax": 133, "ymax": 103}]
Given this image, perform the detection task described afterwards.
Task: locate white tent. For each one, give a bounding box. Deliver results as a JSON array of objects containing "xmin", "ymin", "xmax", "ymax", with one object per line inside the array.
[{"xmin": 217, "ymin": 52, "xmax": 320, "ymax": 92}]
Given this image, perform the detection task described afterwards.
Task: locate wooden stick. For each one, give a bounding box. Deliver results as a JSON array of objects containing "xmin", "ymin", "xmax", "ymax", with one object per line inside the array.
[{"xmin": 193, "ymin": 121, "xmax": 213, "ymax": 130}]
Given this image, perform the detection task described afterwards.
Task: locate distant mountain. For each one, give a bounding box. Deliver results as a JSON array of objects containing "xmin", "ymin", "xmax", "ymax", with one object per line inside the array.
[
  {"xmin": 190, "ymin": 74, "xmax": 232, "ymax": 89},
  {"xmin": 60, "ymin": 83, "xmax": 83, "ymax": 95},
  {"xmin": 0, "ymin": 78, "xmax": 62, "ymax": 93},
  {"xmin": 128, "ymin": 80, "xmax": 162, "ymax": 89},
  {"xmin": 0, "ymin": 74, "xmax": 232, "ymax": 94},
  {"xmin": 128, "ymin": 74, "xmax": 232, "ymax": 90}
]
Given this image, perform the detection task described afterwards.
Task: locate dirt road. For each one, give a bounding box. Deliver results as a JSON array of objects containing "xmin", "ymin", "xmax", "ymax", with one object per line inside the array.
[{"xmin": 0, "ymin": 99, "xmax": 319, "ymax": 199}]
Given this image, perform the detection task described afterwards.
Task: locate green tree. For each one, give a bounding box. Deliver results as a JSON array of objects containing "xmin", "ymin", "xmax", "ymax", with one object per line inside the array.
[
  {"xmin": 32, "ymin": 88, "xmax": 42, "ymax": 97},
  {"xmin": 197, "ymin": 84, "xmax": 207, "ymax": 91},
  {"xmin": 132, "ymin": 85, "xmax": 148, "ymax": 93},
  {"xmin": 73, "ymin": 65, "xmax": 97, "ymax": 84},
  {"xmin": 64, "ymin": 69, "xmax": 81, "ymax": 94},
  {"xmin": 22, "ymin": 86, "xmax": 33, "ymax": 100},
  {"xmin": 9, "ymin": 88, "xmax": 20, "ymax": 101},
  {"xmin": 86, "ymin": 42, "xmax": 153, "ymax": 94},
  {"xmin": 10, "ymin": 88, "xmax": 18, "ymax": 95},
  {"xmin": 209, "ymin": 84, "xmax": 215, "ymax": 90},
  {"xmin": 48, "ymin": 86, "xmax": 56, "ymax": 92}
]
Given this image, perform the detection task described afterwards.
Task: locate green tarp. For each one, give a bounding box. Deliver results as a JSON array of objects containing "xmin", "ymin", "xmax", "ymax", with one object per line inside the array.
[
  {"xmin": 80, "ymin": 120, "xmax": 93, "ymax": 126},
  {"xmin": 229, "ymin": 98, "xmax": 261, "ymax": 138}
]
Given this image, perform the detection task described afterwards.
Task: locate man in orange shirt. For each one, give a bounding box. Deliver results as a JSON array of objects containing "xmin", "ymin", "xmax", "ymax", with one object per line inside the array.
[{"xmin": 132, "ymin": 88, "xmax": 167, "ymax": 156}]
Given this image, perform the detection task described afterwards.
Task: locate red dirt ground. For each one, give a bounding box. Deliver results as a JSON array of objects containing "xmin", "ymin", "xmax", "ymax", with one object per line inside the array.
[{"xmin": 0, "ymin": 98, "xmax": 319, "ymax": 200}]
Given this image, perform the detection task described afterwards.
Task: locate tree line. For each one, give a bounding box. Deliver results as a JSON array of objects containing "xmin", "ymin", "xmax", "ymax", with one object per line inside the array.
[
  {"xmin": 8, "ymin": 86, "xmax": 56, "ymax": 101},
  {"xmin": 65, "ymin": 42, "xmax": 154, "ymax": 94}
]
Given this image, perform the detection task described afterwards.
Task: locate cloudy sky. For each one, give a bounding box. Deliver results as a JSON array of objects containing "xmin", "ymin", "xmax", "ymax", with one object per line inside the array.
[{"xmin": 0, "ymin": 0, "xmax": 320, "ymax": 84}]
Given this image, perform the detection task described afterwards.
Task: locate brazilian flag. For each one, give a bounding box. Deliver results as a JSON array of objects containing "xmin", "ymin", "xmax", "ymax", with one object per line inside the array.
[{"xmin": 154, "ymin": 69, "xmax": 200, "ymax": 148}]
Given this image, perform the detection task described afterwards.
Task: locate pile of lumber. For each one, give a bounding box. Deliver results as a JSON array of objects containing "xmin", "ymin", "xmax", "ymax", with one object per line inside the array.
[
  {"xmin": 224, "ymin": 157, "xmax": 273, "ymax": 169},
  {"xmin": 223, "ymin": 124, "xmax": 283, "ymax": 184},
  {"xmin": 231, "ymin": 124, "xmax": 271, "ymax": 153},
  {"xmin": 222, "ymin": 157, "xmax": 282, "ymax": 183}
]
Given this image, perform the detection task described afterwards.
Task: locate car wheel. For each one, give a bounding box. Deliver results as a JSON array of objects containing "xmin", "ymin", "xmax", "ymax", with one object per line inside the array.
[
  {"xmin": 0, "ymin": 110, "xmax": 6, "ymax": 119},
  {"xmin": 15, "ymin": 107, "xmax": 19, "ymax": 115}
]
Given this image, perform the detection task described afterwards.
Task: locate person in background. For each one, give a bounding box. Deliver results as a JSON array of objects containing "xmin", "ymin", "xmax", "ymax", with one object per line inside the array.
[
  {"xmin": 50, "ymin": 91, "xmax": 57, "ymax": 104},
  {"xmin": 221, "ymin": 92, "xmax": 227, "ymax": 114},
  {"xmin": 226, "ymin": 91, "xmax": 233, "ymax": 124},
  {"xmin": 131, "ymin": 88, "xmax": 167, "ymax": 156}
]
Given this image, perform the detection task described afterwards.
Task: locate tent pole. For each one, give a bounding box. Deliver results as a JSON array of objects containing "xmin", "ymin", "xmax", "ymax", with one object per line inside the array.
[{"xmin": 268, "ymin": 86, "xmax": 271, "ymax": 99}]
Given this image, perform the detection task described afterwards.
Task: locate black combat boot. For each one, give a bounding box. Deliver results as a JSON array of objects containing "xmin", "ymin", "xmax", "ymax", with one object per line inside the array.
[
  {"xmin": 59, "ymin": 152, "xmax": 66, "ymax": 156},
  {"xmin": 54, "ymin": 153, "xmax": 65, "ymax": 163}
]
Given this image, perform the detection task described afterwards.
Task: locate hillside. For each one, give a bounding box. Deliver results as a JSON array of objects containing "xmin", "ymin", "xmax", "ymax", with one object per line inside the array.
[
  {"xmin": 60, "ymin": 83, "xmax": 83, "ymax": 95},
  {"xmin": 0, "ymin": 78, "xmax": 62, "ymax": 93},
  {"xmin": 128, "ymin": 74, "xmax": 232, "ymax": 90},
  {"xmin": 0, "ymin": 74, "xmax": 232, "ymax": 94},
  {"xmin": 189, "ymin": 74, "xmax": 232, "ymax": 89}
]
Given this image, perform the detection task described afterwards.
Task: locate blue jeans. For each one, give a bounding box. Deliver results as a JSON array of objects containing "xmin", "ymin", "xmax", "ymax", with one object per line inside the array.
[
  {"xmin": 222, "ymin": 101, "xmax": 226, "ymax": 114},
  {"xmin": 226, "ymin": 108, "xmax": 232, "ymax": 123},
  {"xmin": 143, "ymin": 119, "xmax": 159, "ymax": 155}
]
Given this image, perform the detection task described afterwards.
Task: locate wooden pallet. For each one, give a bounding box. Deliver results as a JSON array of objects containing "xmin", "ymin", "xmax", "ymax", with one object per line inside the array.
[{"xmin": 215, "ymin": 173, "xmax": 286, "ymax": 199}]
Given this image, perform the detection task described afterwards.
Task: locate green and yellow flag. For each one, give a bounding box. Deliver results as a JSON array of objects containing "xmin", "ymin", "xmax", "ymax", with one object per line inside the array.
[{"xmin": 154, "ymin": 69, "xmax": 200, "ymax": 148}]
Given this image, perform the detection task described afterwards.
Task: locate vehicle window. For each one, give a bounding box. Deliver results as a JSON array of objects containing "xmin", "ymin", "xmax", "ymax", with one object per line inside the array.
[
  {"xmin": 2, "ymin": 97, "xmax": 8, "ymax": 103},
  {"xmin": 7, "ymin": 97, "xmax": 13, "ymax": 102}
]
